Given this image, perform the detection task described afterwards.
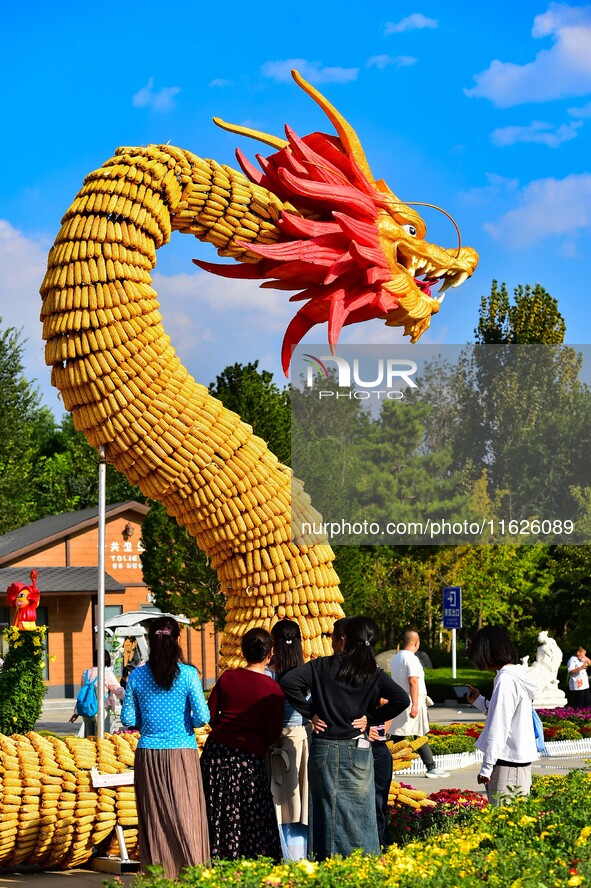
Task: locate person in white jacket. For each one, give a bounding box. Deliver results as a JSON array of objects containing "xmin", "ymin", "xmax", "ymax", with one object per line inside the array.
[{"xmin": 466, "ymin": 626, "xmax": 539, "ymax": 805}]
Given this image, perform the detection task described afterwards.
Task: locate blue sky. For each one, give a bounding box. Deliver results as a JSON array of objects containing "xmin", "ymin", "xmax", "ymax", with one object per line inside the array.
[{"xmin": 2, "ymin": 1, "xmax": 591, "ymax": 418}]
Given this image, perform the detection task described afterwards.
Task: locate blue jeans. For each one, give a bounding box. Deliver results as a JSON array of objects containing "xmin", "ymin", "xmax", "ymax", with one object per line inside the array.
[
  {"xmin": 372, "ymin": 741, "xmax": 393, "ymax": 848},
  {"xmin": 308, "ymin": 737, "xmax": 380, "ymax": 860}
]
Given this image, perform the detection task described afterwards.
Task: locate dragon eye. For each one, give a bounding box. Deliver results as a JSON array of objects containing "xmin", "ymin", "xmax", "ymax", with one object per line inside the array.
[{"xmin": 402, "ymin": 224, "xmax": 417, "ymax": 237}]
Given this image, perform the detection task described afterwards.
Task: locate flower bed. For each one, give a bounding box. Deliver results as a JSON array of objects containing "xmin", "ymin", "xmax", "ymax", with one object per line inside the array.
[
  {"xmin": 428, "ymin": 713, "xmax": 591, "ymax": 752},
  {"xmin": 537, "ymin": 707, "xmax": 591, "ymax": 722},
  {"xmin": 388, "ymin": 784, "xmax": 486, "ymax": 845},
  {"xmin": 107, "ymin": 769, "xmax": 591, "ymax": 887}
]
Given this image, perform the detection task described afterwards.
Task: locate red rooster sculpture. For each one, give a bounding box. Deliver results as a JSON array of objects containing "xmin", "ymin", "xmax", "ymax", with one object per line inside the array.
[{"xmin": 6, "ymin": 569, "xmax": 40, "ymax": 630}]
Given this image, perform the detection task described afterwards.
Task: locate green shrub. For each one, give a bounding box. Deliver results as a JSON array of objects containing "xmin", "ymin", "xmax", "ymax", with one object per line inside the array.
[
  {"xmin": 428, "ymin": 734, "xmax": 476, "ymax": 755},
  {"xmin": 0, "ymin": 626, "xmax": 47, "ymax": 734},
  {"xmin": 553, "ymin": 724, "xmax": 584, "ymax": 741}
]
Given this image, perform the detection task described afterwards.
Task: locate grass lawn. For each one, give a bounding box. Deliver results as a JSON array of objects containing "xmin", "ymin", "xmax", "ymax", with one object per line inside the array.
[
  {"xmin": 424, "ymin": 665, "xmax": 571, "ymax": 704},
  {"xmin": 424, "ymin": 667, "xmax": 495, "ymax": 703}
]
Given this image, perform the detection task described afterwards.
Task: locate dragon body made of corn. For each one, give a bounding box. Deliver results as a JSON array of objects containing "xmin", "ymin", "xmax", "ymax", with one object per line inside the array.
[{"xmin": 39, "ymin": 71, "xmax": 478, "ymax": 668}]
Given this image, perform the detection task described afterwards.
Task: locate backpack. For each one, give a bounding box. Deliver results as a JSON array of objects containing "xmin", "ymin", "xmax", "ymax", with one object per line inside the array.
[{"xmin": 76, "ymin": 669, "xmax": 99, "ymax": 718}]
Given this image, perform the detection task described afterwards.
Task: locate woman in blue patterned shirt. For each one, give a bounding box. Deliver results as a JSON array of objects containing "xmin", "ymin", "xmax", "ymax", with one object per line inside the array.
[{"xmin": 121, "ymin": 615, "xmax": 210, "ymax": 877}]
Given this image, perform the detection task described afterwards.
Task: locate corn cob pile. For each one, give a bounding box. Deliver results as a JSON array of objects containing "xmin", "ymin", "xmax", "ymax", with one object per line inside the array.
[
  {"xmin": 388, "ymin": 780, "xmax": 437, "ymax": 810},
  {"xmin": 388, "ymin": 736, "xmax": 429, "ymax": 772},
  {"xmin": 40, "ymin": 142, "xmax": 345, "ymax": 669},
  {"xmin": 0, "ymin": 731, "xmax": 138, "ymax": 869}
]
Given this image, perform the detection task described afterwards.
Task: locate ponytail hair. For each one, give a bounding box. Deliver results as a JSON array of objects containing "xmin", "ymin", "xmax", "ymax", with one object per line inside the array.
[
  {"xmin": 147, "ymin": 616, "xmax": 184, "ymax": 690},
  {"xmin": 271, "ymin": 619, "xmax": 304, "ymax": 677},
  {"xmin": 337, "ymin": 615, "xmax": 379, "ymax": 687}
]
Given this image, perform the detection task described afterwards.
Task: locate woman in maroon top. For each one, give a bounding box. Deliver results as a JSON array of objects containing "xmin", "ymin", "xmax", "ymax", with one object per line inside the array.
[{"xmin": 200, "ymin": 627, "xmax": 284, "ymax": 860}]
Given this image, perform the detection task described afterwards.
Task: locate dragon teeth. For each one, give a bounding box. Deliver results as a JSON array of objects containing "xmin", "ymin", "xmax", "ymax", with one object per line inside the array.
[{"xmin": 451, "ymin": 271, "xmax": 469, "ymax": 288}]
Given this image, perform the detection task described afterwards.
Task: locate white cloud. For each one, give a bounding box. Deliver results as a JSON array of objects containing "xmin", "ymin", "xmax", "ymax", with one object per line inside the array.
[
  {"xmin": 153, "ymin": 270, "xmax": 292, "ymax": 324},
  {"xmin": 560, "ymin": 240, "xmax": 580, "ymax": 258},
  {"xmin": 460, "ymin": 173, "xmax": 520, "ymax": 206},
  {"xmin": 152, "ymin": 268, "xmax": 307, "ymax": 385},
  {"xmin": 0, "ymin": 220, "xmax": 65, "ymax": 415},
  {"xmin": 465, "ymin": 3, "xmax": 591, "ymax": 107},
  {"xmin": 491, "ymin": 118, "xmax": 583, "ymax": 147},
  {"xmin": 132, "ymin": 78, "xmax": 181, "ymax": 112},
  {"xmin": 532, "ymin": 2, "xmax": 591, "ymax": 37},
  {"xmin": 384, "ymin": 13, "xmax": 438, "ymax": 34},
  {"xmin": 210, "ymin": 78, "xmax": 233, "ymax": 89},
  {"xmin": 568, "ymin": 99, "xmax": 591, "ymax": 118},
  {"xmin": 366, "ymin": 54, "xmax": 418, "ymax": 70},
  {"xmin": 484, "ymin": 172, "xmax": 591, "ymax": 246},
  {"xmin": 261, "ymin": 59, "xmax": 359, "ymax": 84}
]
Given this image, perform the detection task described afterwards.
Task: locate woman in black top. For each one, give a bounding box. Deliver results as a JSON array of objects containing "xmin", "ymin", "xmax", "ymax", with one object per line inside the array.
[{"xmin": 280, "ymin": 616, "xmax": 409, "ymax": 860}]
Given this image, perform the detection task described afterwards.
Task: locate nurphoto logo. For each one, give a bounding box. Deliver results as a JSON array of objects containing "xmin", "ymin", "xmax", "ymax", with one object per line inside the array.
[{"xmin": 303, "ymin": 353, "xmax": 418, "ymax": 399}]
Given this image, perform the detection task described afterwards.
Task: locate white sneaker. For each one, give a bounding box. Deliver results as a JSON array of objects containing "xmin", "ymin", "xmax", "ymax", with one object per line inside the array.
[{"xmin": 425, "ymin": 768, "xmax": 450, "ymax": 778}]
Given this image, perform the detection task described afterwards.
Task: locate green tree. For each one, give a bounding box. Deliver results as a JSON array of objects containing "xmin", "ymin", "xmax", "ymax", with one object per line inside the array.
[
  {"xmin": 476, "ymin": 280, "xmax": 566, "ymax": 345},
  {"xmin": 31, "ymin": 413, "xmax": 142, "ymax": 516},
  {"xmin": 450, "ymin": 544, "xmax": 552, "ymax": 639},
  {"xmin": 422, "ymin": 282, "xmax": 588, "ymax": 525},
  {"xmin": 0, "ymin": 323, "xmax": 45, "ymax": 533},
  {"xmin": 350, "ymin": 396, "xmax": 467, "ymax": 539},
  {"xmin": 332, "ymin": 545, "xmax": 373, "ymax": 616},
  {"xmin": 290, "ymin": 368, "xmax": 371, "ymax": 531}
]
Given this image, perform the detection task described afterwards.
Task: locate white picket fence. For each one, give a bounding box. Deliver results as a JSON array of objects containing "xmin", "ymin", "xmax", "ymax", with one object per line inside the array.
[{"xmin": 395, "ymin": 738, "xmax": 591, "ymax": 775}]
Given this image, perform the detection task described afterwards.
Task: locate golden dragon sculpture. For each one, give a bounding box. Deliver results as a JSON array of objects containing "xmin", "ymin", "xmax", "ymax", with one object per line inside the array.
[
  {"xmin": 40, "ymin": 70, "xmax": 478, "ymax": 671},
  {"xmin": 0, "ymin": 72, "xmax": 479, "ymax": 874}
]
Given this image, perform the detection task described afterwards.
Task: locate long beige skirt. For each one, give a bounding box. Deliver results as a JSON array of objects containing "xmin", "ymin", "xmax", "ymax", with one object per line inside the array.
[{"xmin": 134, "ymin": 747, "xmax": 210, "ymax": 878}]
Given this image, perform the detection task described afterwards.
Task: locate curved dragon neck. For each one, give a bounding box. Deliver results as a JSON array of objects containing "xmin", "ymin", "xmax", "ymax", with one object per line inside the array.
[{"xmin": 40, "ymin": 144, "xmax": 343, "ymax": 669}]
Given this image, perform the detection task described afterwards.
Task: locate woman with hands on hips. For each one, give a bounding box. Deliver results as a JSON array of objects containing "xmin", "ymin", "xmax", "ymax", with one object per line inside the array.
[{"xmin": 280, "ymin": 615, "xmax": 409, "ymax": 859}]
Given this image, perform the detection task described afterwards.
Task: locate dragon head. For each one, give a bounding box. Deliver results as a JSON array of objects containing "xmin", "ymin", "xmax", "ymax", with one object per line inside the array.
[{"xmin": 195, "ymin": 71, "xmax": 478, "ymax": 374}]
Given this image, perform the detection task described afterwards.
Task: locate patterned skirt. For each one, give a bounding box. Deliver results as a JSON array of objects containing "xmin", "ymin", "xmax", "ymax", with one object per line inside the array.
[{"xmin": 200, "ymin": 739, "xmax": 281, "ymax": 861}]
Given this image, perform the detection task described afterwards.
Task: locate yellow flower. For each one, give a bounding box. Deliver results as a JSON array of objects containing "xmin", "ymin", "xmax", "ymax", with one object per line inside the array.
[
  {"xmin": 519, "ymin": 815, "xmax": 536, "ymax": 826},
  {"xmin": 297, "ymin": 860, "xmax": 317, "ymax": 875},
  {"xmin": 576, "ymin": 826, "xmax": 591, "ymax": 847},
  {"xmin": 567, "ymin": 877, "xmax": 583, "ymax": 887}
]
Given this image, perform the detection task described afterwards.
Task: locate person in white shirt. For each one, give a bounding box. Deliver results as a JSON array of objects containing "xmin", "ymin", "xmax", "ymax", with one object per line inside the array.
[
  {"xmin": 567, "ymin": 646, "xmax": 591, "ymax": 709},
  {"xmin": 466, "ymin": 626, "xmax": 538, "ymax": 805},
  {"xmin": 389, "ymin": 630, "xmax": 449, "ymax": 778}
]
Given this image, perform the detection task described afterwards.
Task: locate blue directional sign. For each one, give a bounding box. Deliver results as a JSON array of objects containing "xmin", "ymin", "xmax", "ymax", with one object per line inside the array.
[{"xmin": 443, "ymin": 586, "xmax": 462, "ymax": 629}]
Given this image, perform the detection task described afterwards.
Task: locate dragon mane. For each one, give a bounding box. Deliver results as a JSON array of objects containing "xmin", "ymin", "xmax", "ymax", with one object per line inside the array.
[{"xmin": 195, "ymin": 126, "xmax": 409, "ymax": 374}]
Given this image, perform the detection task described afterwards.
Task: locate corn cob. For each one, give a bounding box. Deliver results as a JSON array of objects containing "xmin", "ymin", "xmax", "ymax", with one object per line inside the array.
[
  {"xmin": 387, "ymin": 779, "xmax": 437, "ymax": 810},
  {"xmin": 0, "ymin": 732, "xmax": 138, "ymax": 870}
]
